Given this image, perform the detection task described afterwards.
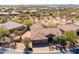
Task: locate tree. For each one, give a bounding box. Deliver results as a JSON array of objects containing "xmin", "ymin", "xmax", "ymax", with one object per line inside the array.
[
  {"xmin": 55, "ymin": 35, "xmax": 67, "ymax": 45},
  {"xmin": 22, "ymin": 20, "xmax": 33, "ymax": 30},
  {"xmin": 0, "ymin": 26, "xmax": 10, "ymax": 40},
  {"xmin": 64, "ymin": 30, "xmax": 78, "ymax": 48},
  {"xmin": 64, "ymin": 30, "xmax": 77, "ymax": 42},
  {"xmin": 22, "ymin": 37, "xmax": 33, "ymax": 54}
]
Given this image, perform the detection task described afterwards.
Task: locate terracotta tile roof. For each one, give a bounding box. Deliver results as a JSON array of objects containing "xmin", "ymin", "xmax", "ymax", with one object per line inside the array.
[{"xmin": 30, "ymin": 28, "xmax": 62, "ymax": 40}]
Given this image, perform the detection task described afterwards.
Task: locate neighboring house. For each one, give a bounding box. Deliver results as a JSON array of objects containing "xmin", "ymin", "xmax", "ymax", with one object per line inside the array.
[
  {"xmin": 10, "ymin": 11, "xmax": 20, "ymax": 15},
  {"xmin": 0, "ymin": 12, "xmax": 9, "ymax": 15},
  {"xmin": 0, "ymin": 11, "xmax": 20, "ymax": 16},
  {"xmin": 57, "ymin": 24, "xmax": 79, "ymax": 35},
  {"xmin": 0, "ymin": 21, "xmax": 25, "ymax": 30}
]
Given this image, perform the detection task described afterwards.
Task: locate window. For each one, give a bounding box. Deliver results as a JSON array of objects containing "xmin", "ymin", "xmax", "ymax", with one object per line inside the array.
[{"xmin": 77, "ymin": 31, "xmax": 79, "ymax": 36}]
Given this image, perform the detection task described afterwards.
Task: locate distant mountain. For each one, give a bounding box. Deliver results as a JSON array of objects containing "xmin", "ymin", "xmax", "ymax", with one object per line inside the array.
[{"xmin": 0, "ymin": 4, "xmax": 79, "ymax": 8}]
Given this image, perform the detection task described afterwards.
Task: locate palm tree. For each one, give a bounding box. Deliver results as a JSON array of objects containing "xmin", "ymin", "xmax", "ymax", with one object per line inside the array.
[{"xmin": 22, "ymin": 37, "xmax": 33, "ymax": 54}]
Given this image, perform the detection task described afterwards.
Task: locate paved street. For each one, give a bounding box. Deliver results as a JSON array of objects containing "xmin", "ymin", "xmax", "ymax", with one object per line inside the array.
[{"xmin": 0, "ymin": 47, "xmax": 73, "ymax": 54}]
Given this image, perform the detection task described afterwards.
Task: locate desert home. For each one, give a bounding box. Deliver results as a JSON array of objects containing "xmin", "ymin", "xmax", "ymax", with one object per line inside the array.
[{"xmin": 30, "ymin": 24, "xmax": 62, "ymax": 46}]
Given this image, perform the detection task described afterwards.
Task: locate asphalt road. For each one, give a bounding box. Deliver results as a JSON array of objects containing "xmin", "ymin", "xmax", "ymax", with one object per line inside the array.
[{"xmin": 0, "ymin": 47, "xmax": 73, "ymax": 54}]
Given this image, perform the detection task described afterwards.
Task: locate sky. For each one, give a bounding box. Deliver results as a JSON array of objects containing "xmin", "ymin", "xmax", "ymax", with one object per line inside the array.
[{"xmin": 0, "ymin": 0, "xmax": 79, "ymax": 5}]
